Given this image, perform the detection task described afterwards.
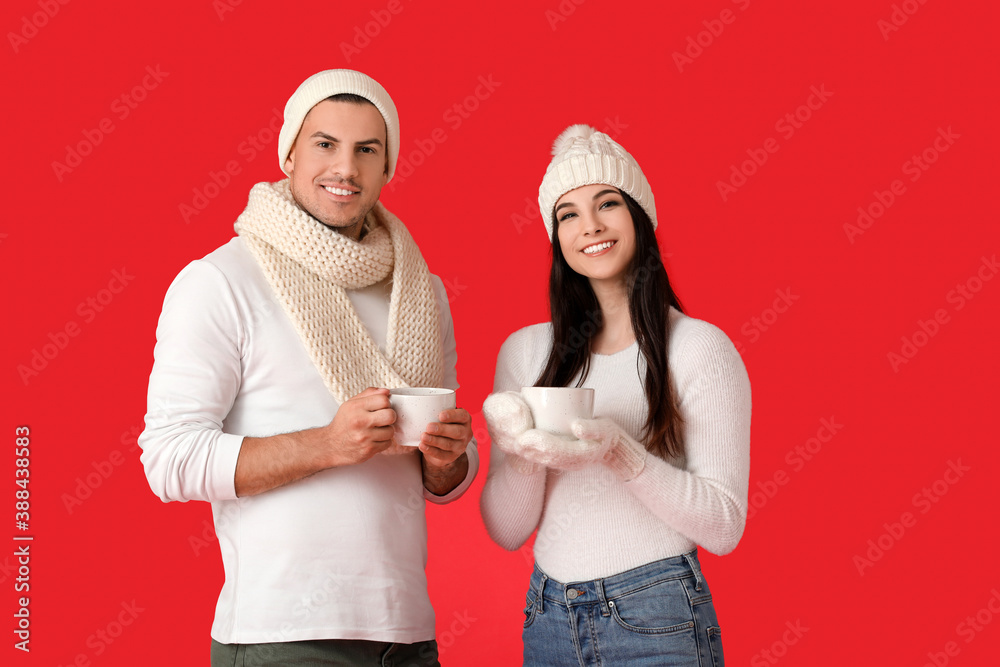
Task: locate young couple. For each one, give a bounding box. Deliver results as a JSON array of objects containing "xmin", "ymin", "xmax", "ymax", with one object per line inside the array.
[{"xmin": 139, "ymin": 68, "xmax": 750, "ymax": 667}]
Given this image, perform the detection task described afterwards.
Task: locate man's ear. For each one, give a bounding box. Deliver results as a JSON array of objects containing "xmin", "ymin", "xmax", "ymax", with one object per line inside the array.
[{"xmin": 284, "ymin": 146, "xmax": 295, "ymax": 174}]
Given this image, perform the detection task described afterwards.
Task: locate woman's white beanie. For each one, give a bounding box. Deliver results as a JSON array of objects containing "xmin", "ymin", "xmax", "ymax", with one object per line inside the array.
[
  {"xmin": 537, "ymin": 124, "xmax": 656, "ymax": 240},
  {"xmin": 277, "ymin": 69, "xmax": 400, "ymax": 181}
]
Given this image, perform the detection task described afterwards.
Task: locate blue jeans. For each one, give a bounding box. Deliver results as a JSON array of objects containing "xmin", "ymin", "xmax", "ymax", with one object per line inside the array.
[{"xmin": 522, "ymin": 551, "xmax": 724, "ymax": 666}]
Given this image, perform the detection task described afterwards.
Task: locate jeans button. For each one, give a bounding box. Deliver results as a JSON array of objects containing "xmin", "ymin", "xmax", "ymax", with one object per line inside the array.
[{"xmin": 567, "ymin": 589, "xmax": 579, "ymax": 599}]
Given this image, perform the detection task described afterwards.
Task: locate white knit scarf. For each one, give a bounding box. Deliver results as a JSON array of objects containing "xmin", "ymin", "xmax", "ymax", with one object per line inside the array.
[{"xmin": 234, "ymin": 180, "xmax": 444, "ymax": 405}]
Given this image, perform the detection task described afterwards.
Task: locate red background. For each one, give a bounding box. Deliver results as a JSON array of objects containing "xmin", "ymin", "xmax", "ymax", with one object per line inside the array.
[{"xmin": 4, "ymin": 0, "xmax": 999, "ymax": 665}]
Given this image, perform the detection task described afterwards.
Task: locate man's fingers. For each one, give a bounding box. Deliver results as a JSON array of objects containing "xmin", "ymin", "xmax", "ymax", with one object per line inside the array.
[
  {"xmin": 437, "ymin": 408, "xmax": 471, "ymax": 425},
  {"xmin": 420, "ymin": 433, "xmax": 465, "ymax": 453},
  {"xmin": 424, "ymin": 421, "xmax": 466, "ymax": 440}
]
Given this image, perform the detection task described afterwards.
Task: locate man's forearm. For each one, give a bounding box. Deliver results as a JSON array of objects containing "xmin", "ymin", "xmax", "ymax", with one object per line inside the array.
[
  {"xmin": 235, "ymin": 428, "xmax": 331, "ymax": 497},
  {"xmin": 422, "ymin": 452, "xmax": 470, "ymax": 496}
]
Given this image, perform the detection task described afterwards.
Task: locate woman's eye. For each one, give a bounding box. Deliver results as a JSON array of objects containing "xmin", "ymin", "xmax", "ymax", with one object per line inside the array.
[
  {"xmin": 599, "ymin": 200, "xmax": 620, "ymax": 209},
  {"xmin": 558, "ymin": 212, "xmax": 577, "ymax": 223}
]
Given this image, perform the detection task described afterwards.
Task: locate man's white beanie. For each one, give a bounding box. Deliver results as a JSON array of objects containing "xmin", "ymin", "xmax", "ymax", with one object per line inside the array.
[
  {"xmin": 277, "ymin": 69, "xmax": 400, "ymax": 181},
  {"xmin": 537, "ymin": 124, "xmax": 656, "ymax": 240}
]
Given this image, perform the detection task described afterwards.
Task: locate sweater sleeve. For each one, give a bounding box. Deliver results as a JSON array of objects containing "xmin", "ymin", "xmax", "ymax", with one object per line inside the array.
[
  {"xmin": 137, "ymin": 260, "xmax": 245, "ymax": 503},
  {"xmin": 479, "ymin": 328, "xmax": 549, "ymax": 551},
  {"xmin": 424, "ymin": 275, "xmax": 479, "ymax": 504},
  {"xmin": 619, "ymin": 322, "xmax": 751, "ymax": 555}
]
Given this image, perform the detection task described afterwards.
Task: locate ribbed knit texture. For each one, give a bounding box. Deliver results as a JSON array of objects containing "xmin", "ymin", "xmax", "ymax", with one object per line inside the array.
[
  {"xmin": 234, "ymin": 180, "xmax": 443, "ymax": 404},
  {"xmin": 480, "ymin": 308, "xmax": 751, "ymax": 582},
  {"xmin": 537, "ymin": 124, "xmax": 656, "ymax": 239}
]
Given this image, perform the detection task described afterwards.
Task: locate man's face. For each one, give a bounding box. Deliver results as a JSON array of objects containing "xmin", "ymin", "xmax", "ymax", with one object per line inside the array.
[{"xmin": 284, "ymin": 99, "xmax": 388, "ymax": 239}]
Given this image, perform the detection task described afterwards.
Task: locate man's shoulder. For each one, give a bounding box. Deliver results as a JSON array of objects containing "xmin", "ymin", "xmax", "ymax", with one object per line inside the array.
[
  {"xmin": 165, "ymin": 237, "xmax": 267, "ymax": 306},
  {"xmin": 196, "ymin": 237, "xmax": 256, "ymax": 276}
]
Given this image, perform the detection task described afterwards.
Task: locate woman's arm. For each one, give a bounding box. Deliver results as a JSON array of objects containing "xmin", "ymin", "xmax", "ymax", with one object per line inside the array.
[
  {"xmin": 479, "ymin": 330, "xmax": 549, "ymax": 551},
  {"xmin": 580, "ymin": 322, "xmax": 751, "ymax": 555}
]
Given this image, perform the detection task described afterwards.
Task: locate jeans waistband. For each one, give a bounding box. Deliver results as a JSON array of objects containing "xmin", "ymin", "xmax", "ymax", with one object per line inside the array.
[{"xmin": 529, "ymin": 551, "xmax": 705, "ymax": 615}]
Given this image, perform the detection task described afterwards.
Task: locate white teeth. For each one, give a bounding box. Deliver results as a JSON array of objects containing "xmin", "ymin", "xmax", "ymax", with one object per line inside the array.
[
  {"xmin": 583, "ymin": 241, "xmax": 615, "ymax": 255},
  {"xmin": 324, "ymin": 186, "xmax": 355, "ymax": 196}
]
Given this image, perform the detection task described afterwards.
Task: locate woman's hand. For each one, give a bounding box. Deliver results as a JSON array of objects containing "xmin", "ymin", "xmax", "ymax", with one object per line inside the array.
[
  {"xmin": 572, "ymin": 417, "xmax": 648, "ymax": 481},
  {"xmin": 482, "ymin": 392, "xmax": 540, "ymax": 474}
]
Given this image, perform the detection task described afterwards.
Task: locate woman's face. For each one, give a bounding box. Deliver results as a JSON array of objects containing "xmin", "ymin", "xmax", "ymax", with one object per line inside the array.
[{"xmin": 555, "ymin": 184, "xmax": 636, "ymax": 289}]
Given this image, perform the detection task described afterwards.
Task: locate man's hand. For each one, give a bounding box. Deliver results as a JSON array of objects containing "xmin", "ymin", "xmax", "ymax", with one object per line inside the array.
[
  {"xmin": 321, "ymin": 387, "xmax": 396, "ymax": 467},
  {"xmin": 419, "ymin": 408, "xmax": 472, "ymax": 495}
]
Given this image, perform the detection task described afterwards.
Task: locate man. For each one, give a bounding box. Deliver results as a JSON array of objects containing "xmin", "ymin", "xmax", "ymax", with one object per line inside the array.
[{"xmin": 138, "ymin": 69, "xmax": 477, "ymax": 666}]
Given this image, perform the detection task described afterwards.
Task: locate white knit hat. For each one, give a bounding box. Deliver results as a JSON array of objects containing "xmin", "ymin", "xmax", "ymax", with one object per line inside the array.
[
  {"xmin": 278, "ymin": 69, "xmax": 400, "ymax": 181},
  {"xmin": 537, "ymin": 124, "xmax": 656, "ymax": 240}
]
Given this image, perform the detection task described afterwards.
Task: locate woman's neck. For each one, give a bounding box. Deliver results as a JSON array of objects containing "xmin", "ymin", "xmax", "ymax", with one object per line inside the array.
[{"xmin": 591, "ymin": 279, "xmax": 635, "ymax": 355}]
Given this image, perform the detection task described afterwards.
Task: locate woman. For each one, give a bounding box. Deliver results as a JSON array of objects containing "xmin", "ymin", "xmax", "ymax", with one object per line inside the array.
[{"xmin": 480, "ymin": 125, "xmax": 751, "ymax": 666}]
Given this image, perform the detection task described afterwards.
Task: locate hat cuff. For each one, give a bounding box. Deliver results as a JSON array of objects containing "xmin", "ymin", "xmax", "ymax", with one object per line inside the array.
[{"xmin": 538, "ymin": 155, "xmax": 656, "ymax": 239}]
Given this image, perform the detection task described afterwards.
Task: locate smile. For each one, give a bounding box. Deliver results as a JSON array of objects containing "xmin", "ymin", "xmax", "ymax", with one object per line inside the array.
[
  {"xmin": 582, "ymin": 241, "xmax": 616, "ymax": 255},
  {"xmin": 323, "ymin": 185, "xmax": 358, "ymax": 196}
]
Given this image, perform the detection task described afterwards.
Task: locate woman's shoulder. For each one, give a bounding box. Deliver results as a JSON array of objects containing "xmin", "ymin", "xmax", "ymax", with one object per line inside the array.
[
  {"xmin": 667, "ymin": 307, "xmax": 743, "ymax": 368},
  {"xmin": 500, "ymin": 322, "xmax": 553, "ymax": 352}
]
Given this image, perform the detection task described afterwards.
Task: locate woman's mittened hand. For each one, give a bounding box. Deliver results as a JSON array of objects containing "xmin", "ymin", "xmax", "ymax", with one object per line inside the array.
[
  {"xmin": 572, "ymin": 418, "xmax": 647, "ymax": 481},
  {"xmin": 482, "ymin": 391, "xmax": 534, "ymax": 446},
  {"xmin": 515, "ymin": 428, "xmax": 610, "ymax": 471}
]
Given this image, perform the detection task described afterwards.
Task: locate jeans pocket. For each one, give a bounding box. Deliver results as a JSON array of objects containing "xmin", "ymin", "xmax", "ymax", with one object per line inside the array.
[
  {"xmin": 708, "ymin": 626, "xmax": 724, "ymax": 666},
  {"xmin": 523, "ymin": 592, "xmax": 538, "ymax": 629},
  {"xmin": 608, "ymin": 577, "xmax": 696, "ymax": 636}
]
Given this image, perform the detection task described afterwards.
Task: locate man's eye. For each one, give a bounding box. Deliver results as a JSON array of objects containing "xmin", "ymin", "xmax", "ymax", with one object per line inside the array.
[
  {"xmin": 318, "ymin": 142, "xmax": 332, "ymax": 149},
  {"xmin": 360, "ymin": 146, "xmax": 375, "ymax": 154}
]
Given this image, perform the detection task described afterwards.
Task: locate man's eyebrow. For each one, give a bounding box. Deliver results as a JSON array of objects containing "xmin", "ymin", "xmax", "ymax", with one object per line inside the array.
[
  {"xmin": 309, "ymin": 132, "xmax": 383, "ymax": 149},
  {"xmin": 310, "ymin": 131, "xmax": 339, "ymax": 142}
]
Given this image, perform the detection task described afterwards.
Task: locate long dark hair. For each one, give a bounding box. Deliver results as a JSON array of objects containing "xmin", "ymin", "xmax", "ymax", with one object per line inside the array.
[{"xmin": 534, "ymin": 191, "xmax": 686, "ymax": 459}]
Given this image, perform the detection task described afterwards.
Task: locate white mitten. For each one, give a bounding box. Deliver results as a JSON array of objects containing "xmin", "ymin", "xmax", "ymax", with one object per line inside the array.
[
  {"xmin": 482, "ymin": 392, "xmax": 540, "ymax": 474},
  {"xmin": 572, "ymin": 418, "xmax": 648, "ymax": 481},
  {"xmin": 514, "ymin": 428, "xmax": 611, "ymax": 471}
]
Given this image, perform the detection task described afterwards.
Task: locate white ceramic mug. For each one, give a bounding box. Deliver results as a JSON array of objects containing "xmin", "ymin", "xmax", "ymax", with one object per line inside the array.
[
  {"xmin": 389, "ymin": 388, "xmax": 456, "ymax": 447},
  {"xmin": 520, "ymin": 387, "xmax": 595, "ymax": 437}
]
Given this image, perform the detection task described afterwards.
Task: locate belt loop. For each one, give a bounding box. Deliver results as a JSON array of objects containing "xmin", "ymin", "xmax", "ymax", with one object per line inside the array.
[
  {"xmin": 683, "ymin": 551, "xmax": 704, "ymax": 592},
  {"xmin": 538, "ymin": 574, "xmax": 548, "ymax": 614},
  {"xmin": 596, "ymin": 578, "xmax": 611, "ymax": 617}
]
